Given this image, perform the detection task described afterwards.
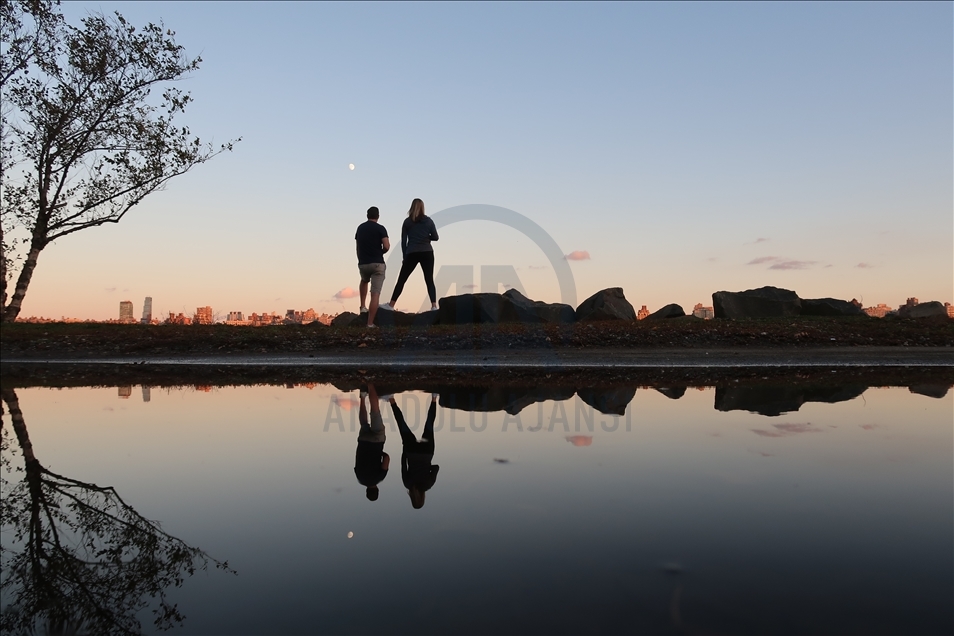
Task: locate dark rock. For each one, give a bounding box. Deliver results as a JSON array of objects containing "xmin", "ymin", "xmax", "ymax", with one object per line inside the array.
[
  {"xmin": 374, "ymin": 308, "xmax": 439, "ymax": 328},
  {"xmin": 655, "ymin": 387, "xmax": 687, "ymax": 400},
  {"xmin": 503, "ymin": 289, "xmax": 576, "ymax": 323},
  {"xmin": 331, "ymin": 312, "xmax": 361, "ymax": 327},
  {"xmin": 715, "ymin": 384, "xmax": 867, "ymax": 416},
  {"xmin": 575, "ymin": 288, "xmax": 636, "ymax": 322},
  {"xmin": 645, "ymin": 303, "xmax": 686, "ymax": 320},
  {"xmin": 438, "ymin": 293, "xmax": 521, "ymax": 325},
  {"xmin": 909, "ymin": 384, "xmax": 950, "ymax": 399},
  {"xmin": 577, "ymin": 386, "xmax": 636, "ymax": 416},
  {"xmin": 801, "ymin": 298, "xmax": 866, "ymax": 317},
  {"xmin": 899, "ymin": 301, "xmax": 948, "ymax": 319},
  {"xmin": 712, "ymin": 286, "xmax": 801, "ymax": 319}
]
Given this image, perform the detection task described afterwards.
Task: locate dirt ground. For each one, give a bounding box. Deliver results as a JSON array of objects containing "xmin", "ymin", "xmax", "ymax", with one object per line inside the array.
[{"xmin": 2, "ymin": 315, "xmax": 952, "ymax": 360}]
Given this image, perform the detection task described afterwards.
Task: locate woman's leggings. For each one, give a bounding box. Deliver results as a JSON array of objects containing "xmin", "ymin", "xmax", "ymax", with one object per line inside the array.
[{"xmin": 391, "ymin": 251, "xmax": 436, "ymax": 304}]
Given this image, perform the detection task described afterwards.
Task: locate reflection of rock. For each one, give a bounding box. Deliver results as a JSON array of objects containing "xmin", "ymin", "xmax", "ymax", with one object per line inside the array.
[
  {"xmin": 655, "ymin": 387, "xmax": 687, "ymax": 400},
  {"xmin": 503, "ymin": 289, "xmax": 576, "ymax": 323},
  {"xmin": 909, "ymin": 384, "xmax": 950, "ymax": 399},
  {"xmin": 439, "ymin": 386, "xmax": 575, "ymax": 414},
  {"xmin": 576, "ymin": 386, "xmax": 636, "ymax": 416},
  {"xmin": 801, "ymin": 297, "xmax": 866, "ymax": 317},
  {"xmin": 645, "ymin": 303, "xmax": 686, "ymax": 320},
  {"xmin": 899, "ymin": 301, "xmax": 948, "ymax": 318},
  {"xmin": 715, "ymin": 384, "xmax": 867, "ymax": 416},
  {"xmin": 331, "ymin": 311, "xmax": 361, "ymax": 327},
  {"xmin": 374, "ymin": 308, "xmax": 439, "ymax": 327},
  {"xmin": 712, "ymin": 286, "xmax": 801, "ymax": 319},
  {"xmin": 574, "ymin": 288, "xmax": 636, "ymax": 322}
]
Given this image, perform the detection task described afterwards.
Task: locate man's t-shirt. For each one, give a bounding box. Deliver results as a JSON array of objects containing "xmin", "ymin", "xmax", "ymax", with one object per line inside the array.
[
  {"xmin": 355, "ymin": 221, "xmax": 388, "ymax": 265},
  {"xmin": 354, "ymin": 441, "xmax": 388, "ymax": 487}
]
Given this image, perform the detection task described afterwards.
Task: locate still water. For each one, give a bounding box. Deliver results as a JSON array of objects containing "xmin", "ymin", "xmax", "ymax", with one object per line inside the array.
[{"xmin": 1, "ymin": 379, "xmax": 951, "ymax": 635}]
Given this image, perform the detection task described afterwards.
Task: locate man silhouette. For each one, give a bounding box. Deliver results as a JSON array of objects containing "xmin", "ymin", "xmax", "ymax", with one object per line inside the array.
[
  {"xmin": 355, "ymin": 206, "xmax": 390, "ymax": 327},
  {"xmin": 354, "ymin": 384, "xmax": 389, "ymax": 501}
]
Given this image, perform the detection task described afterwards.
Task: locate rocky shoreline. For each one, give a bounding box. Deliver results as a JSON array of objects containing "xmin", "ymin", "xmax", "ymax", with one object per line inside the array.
[{"xmin": 3, "ymin": 314, "xmax": 952, "ymax": 360}]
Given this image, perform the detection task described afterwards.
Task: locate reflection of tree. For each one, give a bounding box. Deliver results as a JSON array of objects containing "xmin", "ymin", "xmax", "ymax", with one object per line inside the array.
[{"xmin": 0, "ymin": 389, "xmax": 232, "ymax": 635}]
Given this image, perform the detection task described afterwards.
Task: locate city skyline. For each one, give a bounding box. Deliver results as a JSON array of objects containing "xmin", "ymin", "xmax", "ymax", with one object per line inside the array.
[
  {"xmin": 8, "ymin": 3, "xmax": 951, "ymax": 320},
  {"xmin": 14, "ymin": 293, "xmax": 953, "ymax": 324}
]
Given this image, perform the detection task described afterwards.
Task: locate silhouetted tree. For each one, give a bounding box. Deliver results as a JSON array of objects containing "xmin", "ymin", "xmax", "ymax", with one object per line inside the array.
[
  {"xmin": 0, "ymin": 388, "xmax": 233, "ymax": 634},
  {"xmin": 0, "ymin": 0, "xmax": 238, "ymax": 321}
]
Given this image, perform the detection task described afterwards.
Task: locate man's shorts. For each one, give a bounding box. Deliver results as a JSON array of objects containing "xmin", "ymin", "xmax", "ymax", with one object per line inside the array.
[{"xmin": 358, "ymin": 263, "xmax": 386, "ymax": 295}]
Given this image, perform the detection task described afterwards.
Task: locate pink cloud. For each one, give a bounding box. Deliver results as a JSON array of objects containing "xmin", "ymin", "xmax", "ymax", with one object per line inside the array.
[
  {"xmin": 332, "ymin": 394, "xmax": 360, "ymax": 411},
  {"xmin": 745, "ymin": 237, "xmax": 770, "ymax": 245},
  {"xmin": 751, "ymin": 422, "xmax": 822, "ymax": 438},
  {"xmin": 856, "ymin": 262, "xmax": 873, "ymax": 269},
  {"xmin": 334, "ymin": 287, "xmax": 359, "ymax": 299},
  {"xmin": 747, "ymin": 256, "xmax": 816, "ymax": 270},
  {"xmin": 565, "ymin": 435, "xmax": 593, "ymax": 447},
  {"xmin": 768, "ymin": 260, "xmax": 816, "ymax": 270},
  {"xmin": 565, "ymin": 250, "xmax": 591, "ymax": 261}
]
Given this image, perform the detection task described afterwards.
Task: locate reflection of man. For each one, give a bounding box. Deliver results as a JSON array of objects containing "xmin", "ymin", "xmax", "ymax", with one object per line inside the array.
[
  {"xmin": 389, "ymin": 394, "xmax": 440, "ymax": 509},
  {"xmin": 355, "ymin": 384, "xmax": 389, "ymax": 501}
]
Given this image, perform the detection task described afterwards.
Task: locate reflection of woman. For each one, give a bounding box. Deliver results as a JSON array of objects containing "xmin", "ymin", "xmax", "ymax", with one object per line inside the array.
[
  {"xmin": 389, "ymin": 394, "xmax": 439, "ymax": 509},
  {"xmin": 354, "ymin": 385, "xmax": 389, "ymax": 501},
  {"xmin": 386, "ymin": 198, "xmax": 439, "ymax": 311}
]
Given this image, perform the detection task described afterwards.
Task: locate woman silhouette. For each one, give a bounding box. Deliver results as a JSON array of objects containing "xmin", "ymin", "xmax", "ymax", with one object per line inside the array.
[
  {"xmin": 385, "ymin": 198, "xmax": 439, "ymax": 311},
  {"xmin": 388, "ymin": 394, "xmax": 440, "ymax": 509}
]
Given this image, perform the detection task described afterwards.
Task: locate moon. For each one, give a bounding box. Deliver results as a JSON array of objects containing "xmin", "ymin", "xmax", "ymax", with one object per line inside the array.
[
  {"xmin": 348, "ymin": 163, "xmax": 355, "ymax": 171},
  {"xmin": 347, "ymin": 531, "xmax": 354, "ymax": 539}
]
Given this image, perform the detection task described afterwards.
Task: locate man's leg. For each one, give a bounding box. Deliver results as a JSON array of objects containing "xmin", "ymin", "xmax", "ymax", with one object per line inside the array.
[
  {"xmin": 367, "ymin": 265, "xmax": 384, "ymax": 325},
  {"xmin": 368, "ymin": 293, "xmax": 380, "ymax": 325},
  {"xmin": 359, "ymin": 279, "xmax": 369, "ymax": 312}
]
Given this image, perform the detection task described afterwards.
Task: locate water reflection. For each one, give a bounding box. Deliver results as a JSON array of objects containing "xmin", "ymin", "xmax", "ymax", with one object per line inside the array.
[
  {"xmin": 0, "ymin": 389, "xmax": 232, "ymax": 636},
  {"xmin": 354, "ymin": 385, "xmax": 389, "ymax": 501},
  {"xmin": 390, "ymin": 390, "xmax": 440, "ymax": 509},
  {"xmin": 715, "ymin": 384, "xmax": 868, "ymax": 417},
  {"xmin": 1, "ymin": 373, "xmax": 951, "ymax": 635}
]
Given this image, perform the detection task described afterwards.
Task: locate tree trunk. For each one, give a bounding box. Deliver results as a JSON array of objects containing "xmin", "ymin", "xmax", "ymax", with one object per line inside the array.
[
  {"xmin": 1, "ymin": 221, "xmax": 7, "ymax": 313},
  {"xmin": 2, "ymin": 241, "xmax": 43, "ymax": 323}
]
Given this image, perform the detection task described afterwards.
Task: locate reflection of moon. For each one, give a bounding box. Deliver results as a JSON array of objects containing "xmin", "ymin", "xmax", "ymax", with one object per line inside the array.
[{"xmin": 348, "ymin": 163, "xmax": 355, "ymax": 171}]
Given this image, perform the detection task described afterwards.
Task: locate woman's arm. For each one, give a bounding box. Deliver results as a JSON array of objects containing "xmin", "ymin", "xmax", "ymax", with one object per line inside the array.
[
  {"xmin": 429, "ymin": 218, "xmax": 439, "ymax": 242},
  {"xmin": 401, "ymin": 220, "xmax": 409, "ymax": 256}
]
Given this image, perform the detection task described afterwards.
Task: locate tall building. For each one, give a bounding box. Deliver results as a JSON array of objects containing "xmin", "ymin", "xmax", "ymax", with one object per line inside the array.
[
  {"xmin": 227, "ymin": 311, "xmax": 244, "ymax": 322},
  {"xmin": 141, "ymin": 296, "xmax": 153, "ymax": 324},
  {"xmin": 692, "ymin": 303, "xmax": 715, "ymax": 320},
  {"xmin": 636, "ymin": 305, "xmax": 650, "ymax": 320},
  {"xmin": 142, "ymin": 386, "xmax": 151, "ymax": 402},
  {"xmin": 195, "ymin": 306, "xmax": 213, "ymax": 325},
  {"xmin": 119, "ymin": 300, "xmax": 134, "ymax": 323}
]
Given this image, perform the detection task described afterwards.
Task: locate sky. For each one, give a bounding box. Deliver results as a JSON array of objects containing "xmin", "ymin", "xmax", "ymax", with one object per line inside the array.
[{"xmin": 15, "ymin": 1, "xmax": 953, "ymax": 319}]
